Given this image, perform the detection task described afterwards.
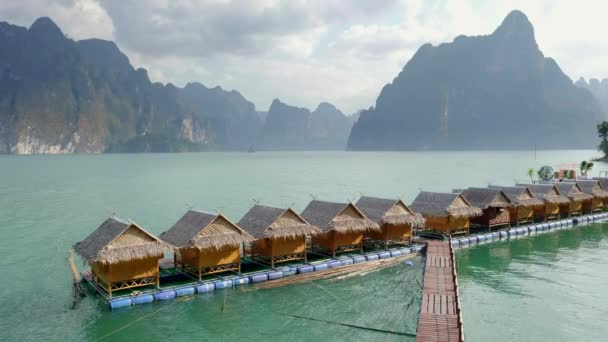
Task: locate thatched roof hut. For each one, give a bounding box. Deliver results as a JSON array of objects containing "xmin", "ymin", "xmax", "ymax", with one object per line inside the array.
[
  {"xmin": 74, "ymin": 216, "xmax": 172, "ymax": 297},
  {"xmin": 74, "ymin": 216, "xmax": 171, "ymax": 265},
  {"xmin": 594, "ymin": 177, "xmax": 608, "ymax": 191},
  {"xmin": 356, "ymin": 196, "xmax": 424, "ymax": 247},
  {"xmin": 410, "ymin": 192, "xmax": 482, "ymax": 218},
  {"xmin": 161, "ymin": 210, "xmax": 254, "ymax": 278},
  {"xmin": 573, "ymin": 180, "xmax": 608, "ymax": 199},
  {"xmin": 301, "ymin": 200, "xmax": 379, "ymax": 256},
  {"xmin": 356, "ymin": 196, "xmax": 425, "ymax": 227},
  {"xmin": 460, "ymin": 188, "xmax": 512, "ymax": 229},
  {"xmin": 301, "ymin": 200, "xmax": 380, "ymax": 234},
  {"xmin": 487, "ymin": 185, "xmax": 544, "ymax": 207},
  {"xmin": 517, "ymin": 184, "xmax": 570, "ymax": 205},
  {"xmin": 238, "ymin": 205, "xmax": 319, "ymax": 239},
  {"xmin": 460, "ymin": 188, "xmax": 512, "ymax": 210},
  {"xmin": 553, "ymin": 182, "xmax": 593, "ymax": 202},
  {"xmin": 238, "ymin": 205, "xmax": 319, "ymax": 267},
  {"xmin": 161, "ymin": 210, "xmax": 253, "ymax": 250},
  {"xmin": 410, "ymin": 192, "xmax": 482, "ymax": 235}
]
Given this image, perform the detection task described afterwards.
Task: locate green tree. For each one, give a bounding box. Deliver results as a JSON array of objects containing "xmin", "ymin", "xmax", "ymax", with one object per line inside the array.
[
  {"xmin": 527, "ymin": 168, "xmax": 535, "ymax": 183},
  {"xmin": 597, "ymin": 122, "xmax": 608, "ymax": 157}
]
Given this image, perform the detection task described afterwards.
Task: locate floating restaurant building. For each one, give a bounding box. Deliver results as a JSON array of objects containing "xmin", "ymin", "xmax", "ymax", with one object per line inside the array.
[
  {"xmin": 356, "ymin": 196, "xmax": 425, "ymax": 248},
  {"xmin": 487, "ymin": 185, "xmax": 544, "ymax": 226},
  {"xmin": 301, "ymin": 200, "xmax": 380, "ymax": 257},
  {"xmin": 160, "ymin": 210, "xmax": 254, "ymax": 280},
  {"xmin": 74, "ymin": 217, "xmax": 172, "ymax": 298},
  {"xmin": 518, "ymin": 184, "xmax": 570, "ymax": 221},
  {"xmin": 410, "ymin": 192, "xmax": 482, "ymax": 235},
  {"xmin": 553, "ymin": 182, "xmax": 592, "ymax": 217},
  {"xmin": 460, "ymin": 188, "xmax": 512, "ymax": 230},
  {"xmin": 238, "ymin": 205, "xmax": 319, "ymax": 268},
  {"xmin": 564, "ymin": 180, "xmax": 608, "ymax": 213}
]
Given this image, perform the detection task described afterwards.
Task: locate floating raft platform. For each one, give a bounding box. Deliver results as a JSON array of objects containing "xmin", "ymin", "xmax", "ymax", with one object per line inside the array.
[{"xmin": 82, "ymin": 244, "xmax": 426, "ymax": 310}]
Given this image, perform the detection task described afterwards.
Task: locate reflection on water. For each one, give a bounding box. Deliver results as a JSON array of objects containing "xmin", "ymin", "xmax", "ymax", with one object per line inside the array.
[{"xmin": 457, "ymin": 224, "xmax": 608, "ymax": 342}]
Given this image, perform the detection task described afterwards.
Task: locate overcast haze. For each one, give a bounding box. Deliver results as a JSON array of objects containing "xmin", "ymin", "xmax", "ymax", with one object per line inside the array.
[{"xmin": 1, "ymin": 0, "xmax": 606, "ymax": 113}]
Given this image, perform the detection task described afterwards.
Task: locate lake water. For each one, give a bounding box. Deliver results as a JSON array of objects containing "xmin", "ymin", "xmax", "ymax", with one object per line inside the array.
[{"xmin": 1, "ymin": 150, "xmax": 607, "ymax": 341}]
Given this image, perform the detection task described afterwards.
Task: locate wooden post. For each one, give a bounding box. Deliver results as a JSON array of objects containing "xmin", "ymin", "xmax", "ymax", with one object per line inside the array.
[
  {"xmin": 304, "ymin": 238, "xmax": 308, "ymax": 263},
  {"xmin": 198, "ymin": 268, "xmax": 202, "ymax": 281},
  {"xmin": 108, "ymin": 281, "xmax": 112, "ymax": 299},
  {"xmin": 156, "ymin": 264, "xmax": 160, "ymax": 289},
  {"xmin": 238, "ymin": 262, "xmax": 241, "ymax": 275}
]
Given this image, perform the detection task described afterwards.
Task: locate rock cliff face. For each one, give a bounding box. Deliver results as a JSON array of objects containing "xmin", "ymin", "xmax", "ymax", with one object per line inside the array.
[
  {"xmin": 348, "ymin": 10, "xmax": 604, "ymax": 150},
  {"xmin": 0, "ymin": 17, "xmax": 352, "ymax": 153}
]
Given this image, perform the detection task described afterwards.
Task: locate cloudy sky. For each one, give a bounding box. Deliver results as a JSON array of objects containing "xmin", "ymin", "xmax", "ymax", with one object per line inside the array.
[{"xmin": 1, "ymin": 0, "xmax": 606, "ymax": 113}]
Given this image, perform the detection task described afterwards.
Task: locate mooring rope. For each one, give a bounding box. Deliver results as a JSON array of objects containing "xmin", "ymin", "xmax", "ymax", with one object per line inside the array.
[{"xmin": 275, "ymin": 312, "xmax": 417, "ymax": 337}]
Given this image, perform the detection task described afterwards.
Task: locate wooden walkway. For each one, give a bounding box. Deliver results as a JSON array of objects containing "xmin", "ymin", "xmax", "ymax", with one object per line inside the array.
[{"xmin": 416, "ymin": 240, "xmax": 464, "ymax": 342}]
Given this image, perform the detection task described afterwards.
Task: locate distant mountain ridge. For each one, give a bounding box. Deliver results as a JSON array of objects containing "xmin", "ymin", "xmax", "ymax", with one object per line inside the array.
[
  {"xmin": 259, "ymin": 99, "xmax": 353, "ymax": 150},
  {"xmin": 348, "ymin": 10, "xmax": 605, "ymax": 150},
  {"xmin": 0, "ymin": 17, "xmax": 352, "ymax": 153},
  {"xmin": 576, "ymin": 77, "xmax": 608, "ymax": 115}
]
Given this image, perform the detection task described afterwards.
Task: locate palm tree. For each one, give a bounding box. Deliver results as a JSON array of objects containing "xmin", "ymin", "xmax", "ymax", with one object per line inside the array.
[
  {"xmin": 580, "ymin": 161, "xmax": 594, "ymax": 177},
  {"xmin": 527, "ymin": 168, "xmax": 535, "ymax": 183}
]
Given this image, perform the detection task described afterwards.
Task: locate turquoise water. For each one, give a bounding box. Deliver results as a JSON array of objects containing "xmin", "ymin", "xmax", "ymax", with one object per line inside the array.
[
  {"xmin": 458, "ymin": 224, "xmax": 608, "ymax": 342},
  {"xmin": 0, "ymin": 150, "xmax": 606, "ymax": 341}
]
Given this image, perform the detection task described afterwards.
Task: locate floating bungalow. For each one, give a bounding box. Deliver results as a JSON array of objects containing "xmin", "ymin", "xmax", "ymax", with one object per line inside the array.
[
  {"xmin": 410, "ymin": 192, "xmax": 482, "ymax": 235},
  {"xmin": 74, "ymin": 217, "xmax": 172, "ymax": 298},
  {"xmin": 301, "ymin": 200, "xmax": 380, "ymax": 257},
  {"xmin": 571, "ymin": 180, "xmax": 608, "ymax": 212},
  {"xmin": 460, "ymin": 188, "xmax": 512, "ymax": 230},
  {"xmin": 238, "ymin": 205, "xmax": 319, "ymax": 268},
  {"xmin": 487, "ymin": 185, "xmax": 544, "ymax": 226},
  {"xmin": 160, "ymin": 210, "xmax": 254, "ymax": 280},
  {"xmin": 553, "ymin": 182, "xmax": 593, "ymax": 217},
  {"xmin": 518, "ymin": 184, "xmax": 570, "ymax": 221},
  {"xmin": 356, "ymin": 196, "xmax": 425, "ymax": 248}
]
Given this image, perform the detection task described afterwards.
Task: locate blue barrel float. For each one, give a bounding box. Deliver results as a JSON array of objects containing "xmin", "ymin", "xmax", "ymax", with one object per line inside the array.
[
  {"xmin": 175, "ymin": 286, "xmax": 196, "ymax": 297},
  {"xmin": 109, "ymin": 297, "xmax": 132, "ymax": 309},
  {"xmin": 131, "ymin": 294, "xmax": 154, "ymax": 305},
  {"xmin": 196, "ymin": 283, "xmax": 214, "ymax": 293},
  {"xmin": 154, "ymin": 289, "xmax": 176, "ymax": 301}
]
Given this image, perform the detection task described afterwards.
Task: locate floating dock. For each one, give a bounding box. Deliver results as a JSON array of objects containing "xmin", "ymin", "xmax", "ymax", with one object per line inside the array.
[{"xmin": 416, "ymin": 240, "xmax": 463, "ymax": 342}]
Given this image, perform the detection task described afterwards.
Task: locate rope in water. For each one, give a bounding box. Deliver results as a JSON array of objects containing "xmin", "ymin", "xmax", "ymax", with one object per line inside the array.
[{"xmin": 276, "ymin": 312, "xmax": 417, "ymax": 337}]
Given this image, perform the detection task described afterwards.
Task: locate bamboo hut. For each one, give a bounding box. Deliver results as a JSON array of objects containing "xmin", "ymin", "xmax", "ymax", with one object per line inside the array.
[
  {"xmin": 160, "ymin": 210, "xmax": 254, "ymax": 280},
  {"xmin": 73, "ymin": 216, "xmax": 172, "ymax": 298},
  {"xmin": 301, "ymin": 200, "xmax": 380, "ymax": 257},
  {"xmin": 553, "ymin": 182, "xmax": 593, "ymax": 217},
  {"xmin": 238, "ymin": 205, "xmax": 319, "ymax": 268},
  {"xmin": 517, "ymin": 184, "xmax": 570, "ymax": 221},
  {"xmin": 571, "ymin": 180, "xmax": 608, "ymax": 212},
  {"xmin": 594, "ymin": 178, "xmax": 608, "ymax": 207},
  {"xmin": 460, "ymin": 188, "xmax": 513, "ymax": 230},
  {"xmin": 487, "ymin": 185, "xmax": 544, "ymax": 226},
  {"xmin": 410, "ymin": 192, "xmax": 482, "ymax": 235},
  {"xmin": 356, "ymin": 196, "xmax": 425, "ymax": 248}
]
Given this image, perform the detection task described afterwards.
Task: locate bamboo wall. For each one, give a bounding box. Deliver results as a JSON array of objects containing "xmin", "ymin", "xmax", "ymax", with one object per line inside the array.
[
  {"xmin": 180, "ymin": 245, "xmax": 240, "ymax": 269},
  {"xmin": 507, "ymin": 206, "xmax": 534, "ymax": 224},
  {"xmin": 92, "ymin": 257, "xmax": 159, "ymax": 283},
  {"xmin": 252, "ymin": 236, "xmax": 305, "ymax": 258},
  {"xmin": 366, "ymin": 223, "xmax": 412, "ymax": 241},
  {"xmin": 425, "ymin": 215, "xmax": 470, "ymax": 233},
  {"xmin": 471, "ymin": 208, "xmax": 510, "ymax": 228},
  {"xmin": 313, "ymin": 231, "xmax": 363, "ymax": 251}
]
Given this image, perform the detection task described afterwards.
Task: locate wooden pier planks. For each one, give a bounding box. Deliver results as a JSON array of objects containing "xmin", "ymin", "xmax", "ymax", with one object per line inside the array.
[{"xmin": 416, "ymin": 240, "xmax": 464, "ymax": 342}]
